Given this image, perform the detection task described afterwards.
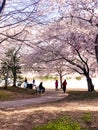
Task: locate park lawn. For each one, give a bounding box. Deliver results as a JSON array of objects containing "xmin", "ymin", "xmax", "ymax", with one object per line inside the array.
[
  {"xmin": 0, "ymin": 86, "xmax": 37, "ymax": 101},
  {"xmin": 32, "ymin": 90, "xmax": 98, "ymax": 130},
  {"xmin": 32, "ymin": 116, "xmax": 82, "ymax": 130},
  {"xmin": 0, "ymin": 89, "xmax": 98, "ymax": 130},
  {"xmin": 65, "ymin": 90, "xmax": 98, "ymax": 101},
  {"xmin": 32, "ymin": 111, "xmax": 97, "ymax": 130}
]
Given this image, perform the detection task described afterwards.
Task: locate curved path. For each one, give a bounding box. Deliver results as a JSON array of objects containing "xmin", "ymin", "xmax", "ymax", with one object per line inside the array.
[{"xmin": 0, "ymin": 89, "xmax": 68, "ymax": 109}]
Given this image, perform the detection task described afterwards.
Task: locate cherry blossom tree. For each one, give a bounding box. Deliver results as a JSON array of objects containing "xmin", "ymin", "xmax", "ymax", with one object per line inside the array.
[
  {"xmin": 59, "ymin": 0, "xmax": 98, "ymax": 61},
  {"xmin": 27, "ymin": 17, "xmax": 97, "ymax": 91},
  {"xmin": 0, "ymin": 0, "xmax": 43, "ymax": 46},
  {"xmin": 0, "ymin": 46, "xmax": 22, "ymax": 87}
]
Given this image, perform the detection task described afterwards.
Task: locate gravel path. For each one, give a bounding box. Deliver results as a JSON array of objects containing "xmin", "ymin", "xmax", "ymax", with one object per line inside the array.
[{"xmin": 0, "ymin": 89, "xmax": 68, "ymax": 109}]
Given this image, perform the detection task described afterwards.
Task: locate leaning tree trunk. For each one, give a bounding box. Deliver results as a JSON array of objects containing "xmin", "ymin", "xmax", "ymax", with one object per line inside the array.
[{"xmin": 86, "ymin": 76, "xmax": 95, "ymax": 92}]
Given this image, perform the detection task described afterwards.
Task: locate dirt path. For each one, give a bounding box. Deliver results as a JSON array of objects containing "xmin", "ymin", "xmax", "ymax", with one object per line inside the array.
[
  {"xmin": 0, "ymin": 89, "xmax": 67, "ymax": 109},
  {"xmin": 0, "ymin": 99, "xmax": 98, "ymax": 130}
]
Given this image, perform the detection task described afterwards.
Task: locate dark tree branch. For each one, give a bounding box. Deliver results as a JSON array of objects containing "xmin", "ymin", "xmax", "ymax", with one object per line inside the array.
[{"xmin": 0, "ymin": 0, "xmax": 6, "ymax": 14}]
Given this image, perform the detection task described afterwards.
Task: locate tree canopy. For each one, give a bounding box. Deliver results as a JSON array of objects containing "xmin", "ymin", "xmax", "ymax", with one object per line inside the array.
[{"xmin": 0, "ymin": 0, "xmax": 98, "ymax": 90}]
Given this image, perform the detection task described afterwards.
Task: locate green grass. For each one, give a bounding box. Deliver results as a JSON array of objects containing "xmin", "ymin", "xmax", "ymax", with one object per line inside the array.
[
  {"xmin": 32, "ymin": 91, "xmax": 98, "ymax": 130},
  {"xmin": 66, "ymin": 91, "xmax": 98, "ymax": 101},
  {"xmin": 32, "ymin": 116, "xmax": 88, "ymax": 130},
  {"xmin": 75, "ymin": 76, "xmax": 82, "ymax": 80},
  {"xmin": 0, "ymin": 91, "xmax": 10, "ymax": 100},
  {"xmin": 35, "ymin": 76, "xmax": 58, "ymax": 81},
  {"xmin": 81, "ymin": 112, "xmax": 92, "ymax": 124},
  {"xmin": 0, "ymin": 86, "xmax": 36, "ymax": 101},
  {"xmin": 7, "ymin": 86, "xmax": 35, "ymax": 94},
  {"xmin": 0, "ymin": 86, "xmax": 35, "ymax": 94},
  {"xmin": 32, "ymin": 113, "xmax": 94, "ymax": 130}
]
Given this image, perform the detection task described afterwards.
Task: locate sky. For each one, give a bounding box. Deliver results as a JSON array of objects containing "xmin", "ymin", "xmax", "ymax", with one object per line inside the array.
[
  {"xmin": 0, "ymin": 0, "xmax": 98, "ymax": 26},
  {"xmin": 0, "ymin": 0, "xmax": 65, "ymax": 25},
  {"xmin": 0, "ymin": 0, "xmax": 98, "ymax": 32}
]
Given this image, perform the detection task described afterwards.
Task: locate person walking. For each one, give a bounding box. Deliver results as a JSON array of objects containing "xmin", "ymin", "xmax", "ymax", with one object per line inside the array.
[
  {"xmin": 62, "ymin": 79, "xmax": 67, "ymax": 93},
  {"xmin": 55, "ymin": 80, "xmax": 58, "ymax": 90}
]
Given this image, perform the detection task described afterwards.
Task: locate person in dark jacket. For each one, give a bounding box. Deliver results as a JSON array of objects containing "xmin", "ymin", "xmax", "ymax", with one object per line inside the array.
[
  {"xmin": 38, "ymin": 82, "xmax": 45, "ymax": 93},
  {"xmin": 55, "ymin": 80, "xmax": 58, "ymax": 90},
  {"xmin": 62, "ymin": 79, "xmax": 67, "ymax": 93}
]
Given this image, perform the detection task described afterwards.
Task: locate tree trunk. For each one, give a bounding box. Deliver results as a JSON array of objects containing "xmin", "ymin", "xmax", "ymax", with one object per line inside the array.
[
  {"xmin": 12, "ymin": 69, "xmax": 17, "ymax": 87},
  {"xmin": 4, "ymin": 72, "xmax": 8, "ymax": 89},
  {"xmin": 59, "ymin": 74, "xmax": 63, "ymax": 88},
  {"xmin": 0, "ymin": 0, "xmax": 6, "ymax": 14},
  {"xmin": 86, "ymin": 77, "xmax": 95, "ymax": 92},
  {"xmin": 95, "ymin": 34, "xmax": 98, "ymax": 62},
  {"xmin": 13, "ymin": 74, "xmax": 16, "ymax": 87}
]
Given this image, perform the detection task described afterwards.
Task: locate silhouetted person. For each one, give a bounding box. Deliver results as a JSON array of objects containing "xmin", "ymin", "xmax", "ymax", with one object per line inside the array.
[
  {"xmin": 62, "ymin": 79, "xmax": 67, "ymax": 93},
  {"xmin": 38, "ymin": 82, "xmax": 45, "ymax": 93},
  {"xmin": 55, "ymin": 80, "xmax": 58, "ymax": 90}
]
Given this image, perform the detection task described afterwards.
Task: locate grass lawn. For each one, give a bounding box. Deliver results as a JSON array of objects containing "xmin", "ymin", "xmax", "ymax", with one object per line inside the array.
[
  {"xmin": 32, "ymin": 90, "xmax": 98, "ymax": 130},
  {"xmin": 32, "ymin": 111, "xmax": 97, "ymax": 130},
  {"xmin": 0, "ymin": 88, "xmax": 98, "ymax": 130},
  {"xmin": 0, "ymin": 86, "xmax": 36, "ymax": 101},
  {"xmin": 65, "ymin": 90, "xmax": 98, "ymax": 101},
  {"xmin": 32, "ymin": 116, "xmax": 82, "ymax": 130}
]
